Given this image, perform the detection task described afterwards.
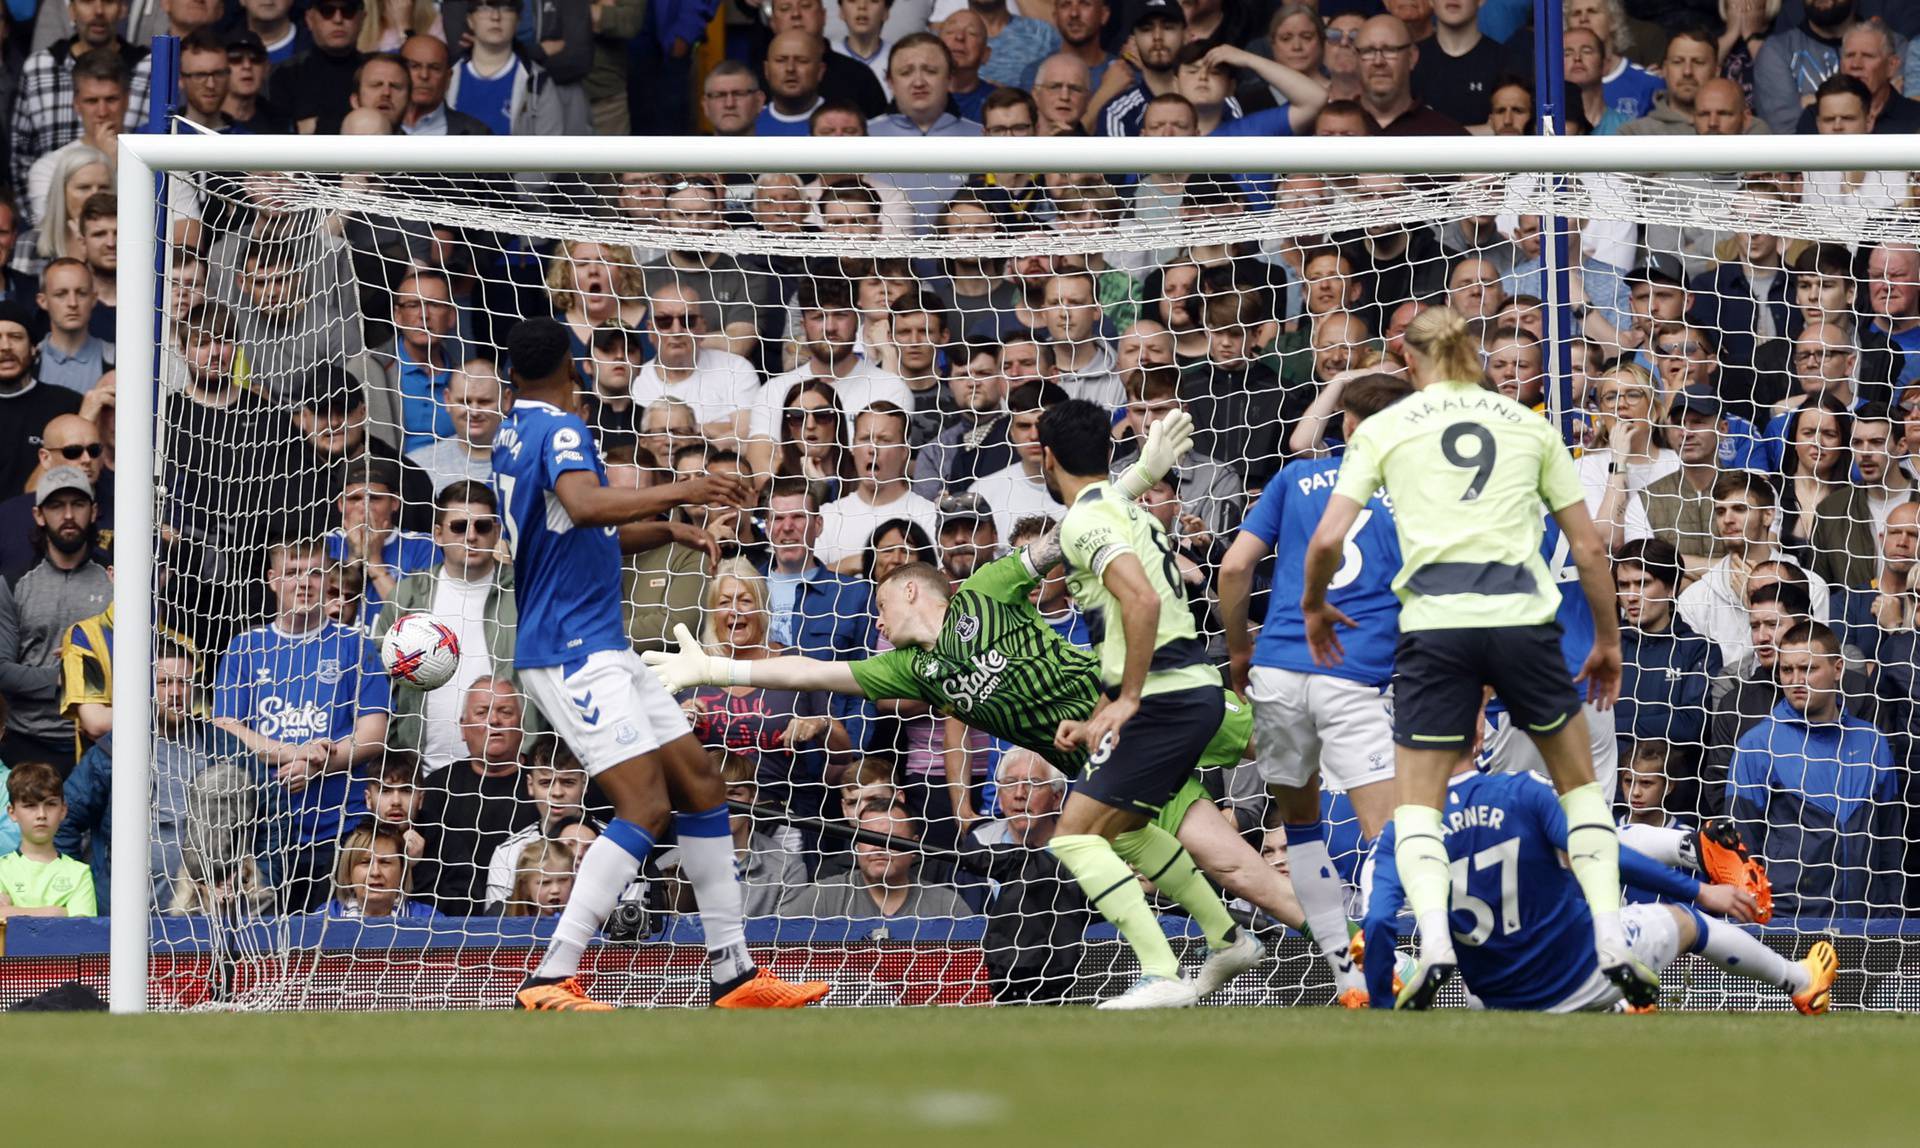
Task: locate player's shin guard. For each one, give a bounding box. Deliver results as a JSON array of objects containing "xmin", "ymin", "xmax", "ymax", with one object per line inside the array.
[
  {"xmin": 1559, "ymin": 783, "xmax": 1626, "ymax": 955},
  {"xmin": 1685, "ymin": 906, "xmax": 1809, "ymax": 993},
  {"xmin": 1113, "ymin": 823, "xmax": 1238, "ymax": 949},
  {"xmin": 674, "ymin": 806, "xmax": 755, "ymax": 987},
  {"xmin": 536, "ymin": 818, "xmax": 655, "ymax": 979},
  {"xmin": 1285, "ymin": 822, "xmax": 1364, "ymax": 993},
  {"xmin": 1050, "ymin": 834, "xmax": 1182, "ymax": 981},
  {"xmin": 1392, "ymin": 804, "xmax": 1455, "ymax": 964}
]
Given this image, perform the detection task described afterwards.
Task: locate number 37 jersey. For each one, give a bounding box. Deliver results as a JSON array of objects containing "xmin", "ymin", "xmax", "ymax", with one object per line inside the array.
[
  {"xmin": 1241, "ymin": 454, "xmax": 1401, "ymax": 688},
  {"xmin": 1333, "ymin": 380, "xmax": 1584, "ymax": 633}
]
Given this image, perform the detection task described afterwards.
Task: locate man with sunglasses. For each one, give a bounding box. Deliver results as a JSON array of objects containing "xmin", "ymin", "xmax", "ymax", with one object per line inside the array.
[
  {"xmin": 270, "ymin": 0, "xmax": 367, "ymax": 134},
  {"xmin": 0, "ymin": 414, "xmax": 108, "ymax": 578},
  {"xmin": 374, "ymin": 481, "xmax": 523, "ymax": 772},
  {"xmin": 630, "ymin": 283, "xmax": 759, "ymax": 450}
]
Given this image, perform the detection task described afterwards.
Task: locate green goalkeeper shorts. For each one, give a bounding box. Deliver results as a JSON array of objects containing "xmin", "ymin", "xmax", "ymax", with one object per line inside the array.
[{"xmin": 1151, "ymin": 690, "xmax": 1254, "ymax": 834}]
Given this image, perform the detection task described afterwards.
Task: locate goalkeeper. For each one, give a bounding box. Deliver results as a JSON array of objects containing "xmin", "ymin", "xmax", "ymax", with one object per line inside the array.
[{"xmin": 647, "ymin": 412, "xmax": 1319, "ymax": 998}]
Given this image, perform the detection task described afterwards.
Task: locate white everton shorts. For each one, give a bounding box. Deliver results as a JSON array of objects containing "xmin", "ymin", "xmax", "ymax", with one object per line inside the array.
[
  {"xmin": 1246, "ymin": 666, "xmax": 1396, "ymax": 791},
  {"xmin": 1482, "ymin": 699, "xmax": 1619, "ymax": 802},
  {"xmin": 1548, "ymin": 904, "xmax": 1685, "ymax": 1013},
  {"xmin": 520, "ymin": 648, "xmax": 691, "ymax": 776}
]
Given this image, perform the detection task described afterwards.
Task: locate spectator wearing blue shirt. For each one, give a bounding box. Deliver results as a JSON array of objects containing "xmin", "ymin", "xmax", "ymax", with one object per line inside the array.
[
  {"xmin": 372, "ymin": 269, "xmax": 461, "ymax": 454},
  {"xmin": 971, "ymin": 0, "xmax": 1060, "ymax": 89},
  {"xmin": 759, "ymin": 477, "xmax": 876, "ymax": 750},
  {"xmin": 1098, "ymin": 0, "xmax": 1208, "ymax": 137},
  {"xmin": 446, "ymin": 0, "xmax": 565, "ymax": 137},
  {"xmin": 33, "ymin": 258, "xmax": 110, "ymax": 396},
  {"xmin": 241, "ymin": 0, "xmax": 313, "ymax": 66},
  {"xmin": 325, "ymin": 456, "xmax": 440, "ymax": 628},
  {"xmin": 756, "ymin": 30, "xmax": 829, "ymax": 136},
  {"xmin": 213, "ymin": 537, "xmax": 392, "ymax": 911},
  {"xmin": 1614, "ymin": 540, "xmax": 1719, "ymax": 793},
  {"xmin": 867, "ymin": 35, "xmax": 984, "ymax": 231},
  {"xmin": 1730, "ymin": 620, "xmax": 1908, "ymax": 920},
  {"xmin": 1175, "ymin": 40, "xmax": 1326, "ymax": 137},
  {"xmin": 1862, "ymin": 244, "xmax": 1920, "ymax": 393},
  {"xmin": 939, "ymin": 10, "xmax": 997, "ymax": 123}
]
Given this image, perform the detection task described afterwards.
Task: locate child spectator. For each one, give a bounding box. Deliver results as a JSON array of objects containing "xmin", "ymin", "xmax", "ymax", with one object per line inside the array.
[
  {"xmin": 500, "ymin": 837, "xmax": 576, "ymax": 917},
  {"xmin": 1618, "ymin": 740, "xmax": 1693, "ymax": 832},
  {"xmin": 0, "ymin": 761, "xmax": 95, "ymax": 917}
]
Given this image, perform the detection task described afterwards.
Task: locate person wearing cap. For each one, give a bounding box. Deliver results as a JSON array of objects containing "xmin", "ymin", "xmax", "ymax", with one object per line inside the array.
[
  {"xmin": 271, "ymin": 0, "xmax": 368, "ymax": 134},
  {"xmin": 1096, "ymin": 0, "xmax": 1196, "ymax": 137},
  {"xmin": 1642, "ymin": 388, "xmax": 1730, "ymax": 576},
  {"xmin": 0, "ymin": 413, "xmax": 110, "ymax": 577},
  {"xmin": 241, "ymin": 0, "xmax": 311, "ymax": 65},
  {"xmin": 277, "ymin": 362, "xmax": 437, "ymax": 540},
  {"xmin": 224, "ymin": 29, "xmax": 296, "ymax": 133},
  {"xmin": 0, "ymin": 298, "xmax": 82, "ymax": 499},
  {"xmin": 0, "ymin": 464, "xmax": 109, "ymax": 772},
  {"xmin": 935, "ymin": 491, "xmax": 1000, "ymax": 588},
  {"xmin": 447, "ymin": 0, "xmax": 565, "ymax": 138}
]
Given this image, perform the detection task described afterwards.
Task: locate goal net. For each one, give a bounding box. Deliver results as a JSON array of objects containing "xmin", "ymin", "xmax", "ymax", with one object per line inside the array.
[{"xmin": 101, "ymin": 135, "xmax": 1920, "ymax": 1011}]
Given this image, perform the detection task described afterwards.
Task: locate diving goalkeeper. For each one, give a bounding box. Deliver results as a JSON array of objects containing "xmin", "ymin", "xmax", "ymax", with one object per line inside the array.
[{"xmin": 645, "ymin": 413, "xmax": 1324, "ymax": 996}]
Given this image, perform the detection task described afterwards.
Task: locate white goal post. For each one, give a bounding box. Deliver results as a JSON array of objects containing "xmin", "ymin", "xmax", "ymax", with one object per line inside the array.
[{"xmin": 110, "ymin": 132, "xmax": 1920, "ymax": 1014}]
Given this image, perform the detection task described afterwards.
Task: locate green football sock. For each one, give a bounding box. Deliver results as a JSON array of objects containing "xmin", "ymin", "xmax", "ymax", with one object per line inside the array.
[
  {"xmin": 1049, "ymin": 834, "xmax": 1181, "ymax": 981},
  {"xmin": 1392, "ymin": 803, "xmax": 1455, "ymax": 961},
  {"xmin": 1113, "ymin": 823, "xmax": 1238, "ymax": 949},
  {"xmin": 1559, "ymin": 782, "xmax": 1626, "ymax": 948}
]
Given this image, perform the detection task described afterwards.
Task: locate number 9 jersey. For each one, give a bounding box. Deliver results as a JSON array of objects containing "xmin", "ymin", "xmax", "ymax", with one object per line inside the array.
[
  {"xmin": 1242, "ymin": 454, "xmax": 1402, "ymax": 688},
  {"xmin": 1332, "ymin": 380, "xmax": 1585, "ymax": 633}
]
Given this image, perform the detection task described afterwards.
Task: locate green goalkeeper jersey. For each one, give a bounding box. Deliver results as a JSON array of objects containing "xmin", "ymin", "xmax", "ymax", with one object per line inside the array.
[{"xmin": 847, "ymin": 552, "xmax": 1250, "ymax": 775}]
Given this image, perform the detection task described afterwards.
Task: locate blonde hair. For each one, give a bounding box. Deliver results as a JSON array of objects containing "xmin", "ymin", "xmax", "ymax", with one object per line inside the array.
[
  {"xmin": 504, "ymin": 838, "xmax": 577, "ymax": 918},
  {"xmin": 544, "ymin": 239, "xmax": 646, "ymax": 314},
  {"xmin": 41, "ymin": 145, "xmax": 111, "ymax": 260},
  {"xmin": 701, "ymin": 558, "xmax": 771, "ymax": 650},
  {"xmin": 330, "ymin": 823, "xmax": 412, "ymax": 906},
  {"xmin": 359, "ymin": 0, "xmax": 440, "ymax": 52},
  {"xmin": 1401, "ymin": 305, "xmax": 1483, "ymax": 385},
  {"xmin": 1593, "ymin": 361, "xmax": 1664, "ymax": 449}
]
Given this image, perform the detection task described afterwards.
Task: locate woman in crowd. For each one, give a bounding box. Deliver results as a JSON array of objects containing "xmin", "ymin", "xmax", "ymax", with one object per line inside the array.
[
  {"xmin": 678, "ymin": 559, "xmax": 854, "ymax": 824},
  {"xmin": 1576, "ymin": 364, "xmax": 1677, "ymax": 547},
  {"xmin": 862, "ymin": 518, "xmax": 936, "ymax": 585},
  {"xmin": 772, "ymin": 379, "xmax": 853, "ymax": 490},
  {"xmin": 1779, "ymin": 397, "xmax": 1877, "ymax": 589},
  {"xmin": 1240, "ymin": 5, "xmax": 1329, "ymax": 115},
  {"xmin": 360, "ymin": 0, "xmax": 443, "ymax": 52},
  {"xmin": 323, "ymin": 823, "xmax": 438, "ymax": 920},
  {"xmin": 546, "ymin": 238, "xmax": 649, "ymax": 370},
  {"xmin": 18, "ymin": 146, "xmax": 111, "ymax": 275}
]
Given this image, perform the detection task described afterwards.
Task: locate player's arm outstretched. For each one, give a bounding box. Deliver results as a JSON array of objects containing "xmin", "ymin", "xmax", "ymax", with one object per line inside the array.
[
  {"xmin": 1021, "ymin": 411, "xmax": 1193, "ymax": 576},
  {"xmin": 552, "ymin": 470, "xmax": 751, "ymax": 531},
  {"xmin": 644, "ymin": 623, "xmax": 865, "ymax": 695}
]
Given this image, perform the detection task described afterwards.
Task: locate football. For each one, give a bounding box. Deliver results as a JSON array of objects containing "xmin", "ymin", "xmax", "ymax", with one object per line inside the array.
[{"xmin": 380, "ymin": 612, "xmax": 461, "ymax": 690}]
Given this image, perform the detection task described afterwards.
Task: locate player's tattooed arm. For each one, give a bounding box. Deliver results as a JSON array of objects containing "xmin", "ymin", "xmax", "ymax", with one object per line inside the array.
[{"xmin": 1019, "ymin": 527, "xmax": 1066, "ymax": 578}]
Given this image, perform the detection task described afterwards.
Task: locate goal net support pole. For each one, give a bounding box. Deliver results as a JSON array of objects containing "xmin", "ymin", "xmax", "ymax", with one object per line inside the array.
[{"xmin": 110, "ymin": 131, "xmax": 1920, "ymax": 1013}]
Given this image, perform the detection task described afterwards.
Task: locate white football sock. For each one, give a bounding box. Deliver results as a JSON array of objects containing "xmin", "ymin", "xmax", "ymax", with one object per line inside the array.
[{"xmin": 535, "ymin": 823, "xmax": 651, "ymax": 979}]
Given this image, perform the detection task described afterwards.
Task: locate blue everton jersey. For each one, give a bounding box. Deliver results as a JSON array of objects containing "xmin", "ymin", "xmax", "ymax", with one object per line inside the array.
[
  {"xmin": 1365, "ymin": 771, "xmax": 1598, "ymax": 1010},
  {"xmin": 1239, "ymin": 455, "xmax": 1402, "ymax": 686},
  {"xmin": 494, "ymin": 399, "xmax": 630, "ymax": 669},
  {"xmin": 212, "ymin": 622, "xmax": 389, "ymax": 844}
]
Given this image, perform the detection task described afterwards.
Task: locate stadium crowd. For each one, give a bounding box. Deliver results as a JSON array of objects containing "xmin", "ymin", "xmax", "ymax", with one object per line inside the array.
[{"xmin": 3, "ymin": 0, "xmax": 1920, "ymax": 985}]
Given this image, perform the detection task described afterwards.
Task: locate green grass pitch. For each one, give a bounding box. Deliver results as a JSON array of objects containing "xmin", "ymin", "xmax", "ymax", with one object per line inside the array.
[{"xmin": 9, "ymin": 1008, "xmax": 1919, "ymax": 1145}]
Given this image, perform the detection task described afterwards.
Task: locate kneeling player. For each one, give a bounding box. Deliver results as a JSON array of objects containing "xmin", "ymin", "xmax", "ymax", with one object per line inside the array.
[{"xmin": 1361, "ymin": 763, "xmax": 1835, "ymax": 1014}]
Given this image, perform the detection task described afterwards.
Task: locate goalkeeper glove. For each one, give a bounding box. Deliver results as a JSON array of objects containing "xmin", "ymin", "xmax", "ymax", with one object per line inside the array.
[
  {"xmin": 1113, "ymin": 409, "xmax": 1195, "ymax": 501},
  {"xmin": 639, "ymin": 624, "xmax": 753, "ymax": 691}
]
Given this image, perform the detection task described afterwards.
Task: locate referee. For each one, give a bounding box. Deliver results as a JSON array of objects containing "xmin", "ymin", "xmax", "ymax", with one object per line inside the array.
[{"xmin": 1300, "ymin": 306, "xmax": 1639, "ymax": 1011}]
